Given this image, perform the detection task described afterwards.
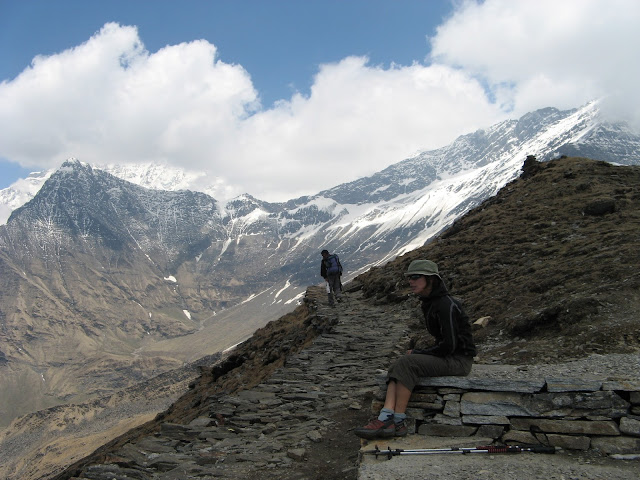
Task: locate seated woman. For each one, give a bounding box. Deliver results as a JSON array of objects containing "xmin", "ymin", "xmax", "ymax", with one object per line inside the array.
[{"xmin": 354, "ymin": 259, "xmax": 477, "ymax": 439}]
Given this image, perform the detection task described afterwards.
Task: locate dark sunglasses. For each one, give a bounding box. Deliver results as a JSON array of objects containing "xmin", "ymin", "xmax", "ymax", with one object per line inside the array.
[{"xmin": 407, "ymin": 274, "xmax": 424, "ymax": 280}]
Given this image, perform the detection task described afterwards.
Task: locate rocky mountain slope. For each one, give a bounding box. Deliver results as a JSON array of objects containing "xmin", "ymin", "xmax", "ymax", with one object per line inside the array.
[
  {"xmin": 2, "ymin": 103, "xmax": 640, "ymax": 432},
  {"xmin": 1, "ymin": 156, "xmax": 639, "ymax": 480},
  {"xmin": 356, "ymin": 156, "xmax": 640, "ymax": 364}
]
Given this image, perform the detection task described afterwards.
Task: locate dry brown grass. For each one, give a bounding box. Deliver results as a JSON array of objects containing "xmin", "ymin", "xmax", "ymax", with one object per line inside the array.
[{"xmin": 357, "ymin": 157, "xmax": 640, "ymax": 364}]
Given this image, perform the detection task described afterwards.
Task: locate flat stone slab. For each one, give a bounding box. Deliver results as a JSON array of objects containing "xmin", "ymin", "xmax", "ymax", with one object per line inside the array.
[
  {"xmin": 417, "ymin": 424, "xmax": 478, "ymax": 437},
  {"xmin": 602, "ymin": 379, "xmax": 640, "ymax": 391},
  {"xmin": 546, "ymin": 434, "xmax": 591, "ymax": 451},
  {"xmin": 510, "ymin": 418, "xmax": 621, "ymax": 436},
  {"xmin": 545, "ymin": 378, "xmax": 603, "ymax": 392},
  {"xmin": 415, "ymin": 377, "xmax": 545, "ymax": 393},
  {"xmin": 460, "ymin": 391, "xmax": 629, "ymax": 418},
  {"xmin": 416, "ymin": 375, "xmax": 640, "ymax": 394},
  {"xmin": 462, "ymin": 415, "xmax": 511, "ymax": 425}
]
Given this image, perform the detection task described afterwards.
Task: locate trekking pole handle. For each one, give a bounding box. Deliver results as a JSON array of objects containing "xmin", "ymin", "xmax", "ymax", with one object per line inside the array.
[
  {"xmin": 363, "ymin": 445, "xmax": 402, "ymax": 459},
  {"xmin": 516, "ymin": 445, "xmax": 559, "ymax": 454},
  {"xmin": 458, "ymin": 445, "xmax": 559, "ymax": 454}
]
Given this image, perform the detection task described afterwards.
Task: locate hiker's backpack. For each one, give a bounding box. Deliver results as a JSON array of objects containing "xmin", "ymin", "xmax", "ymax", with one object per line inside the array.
[{"xmin": 326, "ymin": 254, "xmax": 342, "ymax": 275}]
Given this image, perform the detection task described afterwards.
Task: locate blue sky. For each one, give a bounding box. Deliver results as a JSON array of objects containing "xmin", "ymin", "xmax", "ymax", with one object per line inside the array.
[
  {"xmin": 0, "ymin": 0, "xmax": 452, "ymax": 190},
  {"xmin": 0, "ymin": 1, "xmax": 452, "ymax": 107},
  {"xmin": 1, "ymin": 0, "xmax": 639, "ymax": 200}
]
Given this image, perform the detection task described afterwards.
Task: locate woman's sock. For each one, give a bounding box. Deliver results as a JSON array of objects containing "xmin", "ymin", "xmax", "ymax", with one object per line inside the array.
[
  {"xmin": 393, "ymin": 412, "xmax": 406, "ymax": 424},
  {"xmin": 378, "ymin": 408, "xmax": 394, "ymax": 421}
]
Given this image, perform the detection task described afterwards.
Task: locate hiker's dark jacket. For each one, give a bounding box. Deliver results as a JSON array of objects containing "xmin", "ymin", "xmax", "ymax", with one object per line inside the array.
[
  {"xmin": 320, "ymin": 254, "xmax": 342, "ymax": 279},
  {"xmin": 412, "ymin": 280, "xmax": 477, "ymax": 358}
]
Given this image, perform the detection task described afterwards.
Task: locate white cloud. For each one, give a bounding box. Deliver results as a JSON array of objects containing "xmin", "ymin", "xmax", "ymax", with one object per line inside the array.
[
  {"xmin": 0, "ymin": 23, "xmax": 259, "ymax": 189},
  {"xmin": 0, "ymin": 22, "xmax": 504, "ymax": 202},
  {"xmin": 430, "ymin": 0, "xmax": 640, "ymax": 124},
  {"xmin": 221, "ymin": 58, "xmax": 503, "ymax": 199},
  {"xmin": 1, "ymin": 1, "xmax": 639, "ymax": 203}
]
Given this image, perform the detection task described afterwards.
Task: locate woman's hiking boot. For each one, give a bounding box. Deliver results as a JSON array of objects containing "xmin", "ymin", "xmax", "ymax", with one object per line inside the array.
[
  {"xmin": 353, "ymin": 417, "xmax": 395, "ymax": 439},
  {"xmin": 394, "ymin": 419, "xmax": 408, "ymax": 437}
]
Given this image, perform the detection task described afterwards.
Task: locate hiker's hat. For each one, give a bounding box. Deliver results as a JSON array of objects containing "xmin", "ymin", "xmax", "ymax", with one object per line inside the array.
[
  {"xmin": 404, "ymin": 260, "xmax": 441, "ymax": 279},
  {"xmin": 321, "ymin": 249, "xmax": 329, "ymax": 255}
]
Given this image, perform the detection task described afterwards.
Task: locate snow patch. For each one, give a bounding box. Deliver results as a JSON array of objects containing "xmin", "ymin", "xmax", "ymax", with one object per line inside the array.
[
  {"xmin": 275, "ymin": 279, "xmax": 291, "ymax": 299},
  {"xmin": 286, "ymin": 196, "xmax": 337, "ymax": 215},
  {"xmin": 285, "ymin": 292, "xmax": 305, "ymax": 305},
  {"xmin": 371, "ymin": 184, "xmax": 391, "ymax": 194},
  {"xmin": 244, "ymin": 208, "xmax": 268, "ymax": 222},
  {"xmin": 223, "ymin": 342, "xmax": 241, "ymax": 353},
  {"xmin": 219, "ymin": 238, "xmax": 233, "ymax": 258},
  {"xmin": 240, "ymin": 293, "xmax": 258, "ymax": 305}
]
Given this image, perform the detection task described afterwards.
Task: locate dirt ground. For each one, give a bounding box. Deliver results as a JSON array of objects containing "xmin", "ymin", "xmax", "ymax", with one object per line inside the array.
[{"xmin": 357, "ymin": 435, "xmax": 640, "ymax": 480}]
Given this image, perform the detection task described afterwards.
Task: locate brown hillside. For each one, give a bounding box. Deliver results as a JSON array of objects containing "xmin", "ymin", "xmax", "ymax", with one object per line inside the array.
[
  {"xmin": 356, "ymin": 156, "xmax": 640, "ymax": 363},
  {"xmin": 16, "ymin": 156, "xmax": 640, "ymax": 480}
]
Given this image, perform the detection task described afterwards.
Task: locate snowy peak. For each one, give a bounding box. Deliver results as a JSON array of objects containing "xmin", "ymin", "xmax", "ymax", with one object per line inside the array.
[
  {"xmin": 1, "ymin": 101, "xmax": 637, "ymax": 228},
  {"xmin": 0, "ymin": 169, "xmax": 54, "ymax": 225},
  {"xmin": 95, "ymin": 161, "xmax": 208, "ymax": 192},
  {"xmin": 3, "ymin": 101, "xmax": 640, "ymax": 261},
  {"xmin": 2, "ymin": 101, "xmax": 640, "ymax": 438},
  {"xmin": 7, "ymin": 159, "xmax": 225, "ymax": 270},
  {"xmin": 223, "ymin": 193, "xmax": 281, "ymax": 218},
  {"xmin": 0, "ymin": 160, "xmax": 210, "ymax": 225}
]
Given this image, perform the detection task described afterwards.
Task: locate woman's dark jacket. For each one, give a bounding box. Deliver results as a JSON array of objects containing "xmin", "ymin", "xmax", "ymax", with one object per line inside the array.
[{"xmin": 412, "ymin": 280, "xmax": 477, "ymax": 358}]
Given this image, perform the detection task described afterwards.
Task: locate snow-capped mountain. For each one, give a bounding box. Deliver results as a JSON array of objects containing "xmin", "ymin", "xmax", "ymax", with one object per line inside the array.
[
  {"xmin": 0, "ymin": 169, "xmax": 54, "ymax": 225},
  {"xmin": 0, "ymin": 160, "xmax": 213, "ymax": 224},
  {"xmin": 265, "ymin": 101, "xmax": 638, "ymax": 277},
  {"xmin": 2, "ymin": 101, "xmax": 636, "ymax": 228},
  {"xmin": 1, "ymin": 101, "xmax": 640, "ymax": 429}
]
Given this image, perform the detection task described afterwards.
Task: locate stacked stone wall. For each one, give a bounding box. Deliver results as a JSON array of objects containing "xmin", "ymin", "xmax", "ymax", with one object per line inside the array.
[{"xmin": 374, "ymin": 376, "xmax": 640, "ymax": 455}]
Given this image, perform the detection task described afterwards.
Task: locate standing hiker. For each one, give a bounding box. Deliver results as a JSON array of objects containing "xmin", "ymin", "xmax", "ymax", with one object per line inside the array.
[
  {"xmin": 320, "ymin": 249, "xmax": 343, "ymax": 307},
  {"xmin": 354, "ymin": 259, "xmax": 476, "ymax": 439}
]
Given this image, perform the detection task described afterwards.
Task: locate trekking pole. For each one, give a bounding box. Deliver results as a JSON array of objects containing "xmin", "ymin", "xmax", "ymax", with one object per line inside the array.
[{"xmin": 364, "ymin": 444, "xmax": 559, "ymax": 460}]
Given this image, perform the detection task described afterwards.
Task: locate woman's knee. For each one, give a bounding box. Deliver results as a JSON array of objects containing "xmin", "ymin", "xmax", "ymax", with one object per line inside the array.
[{"xmin": 391, "ymin": 355, "xmax": 412, "ymax": 369}]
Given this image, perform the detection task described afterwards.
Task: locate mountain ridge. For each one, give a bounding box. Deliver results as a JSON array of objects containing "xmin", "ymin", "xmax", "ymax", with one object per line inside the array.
[
  {"xmin": 2, "ymin": 155, "xmax": 637, "ymax": 480},
  {"xmin": 2, "ymin": 101, "xmax": 638, "ymax": 228},
  {"xmin": 1, "ymin": 102, "xmax": 640, "ymax": 460}
]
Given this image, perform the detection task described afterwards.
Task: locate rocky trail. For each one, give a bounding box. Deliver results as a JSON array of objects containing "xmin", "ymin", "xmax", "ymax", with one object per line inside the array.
[
  {"xmin": 50, "ymin": 286, "xmax": 407, "ymax": 479},
  {"xmin": 51, "ymin": 285, "xmax": 639, "ymax": 480}
]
